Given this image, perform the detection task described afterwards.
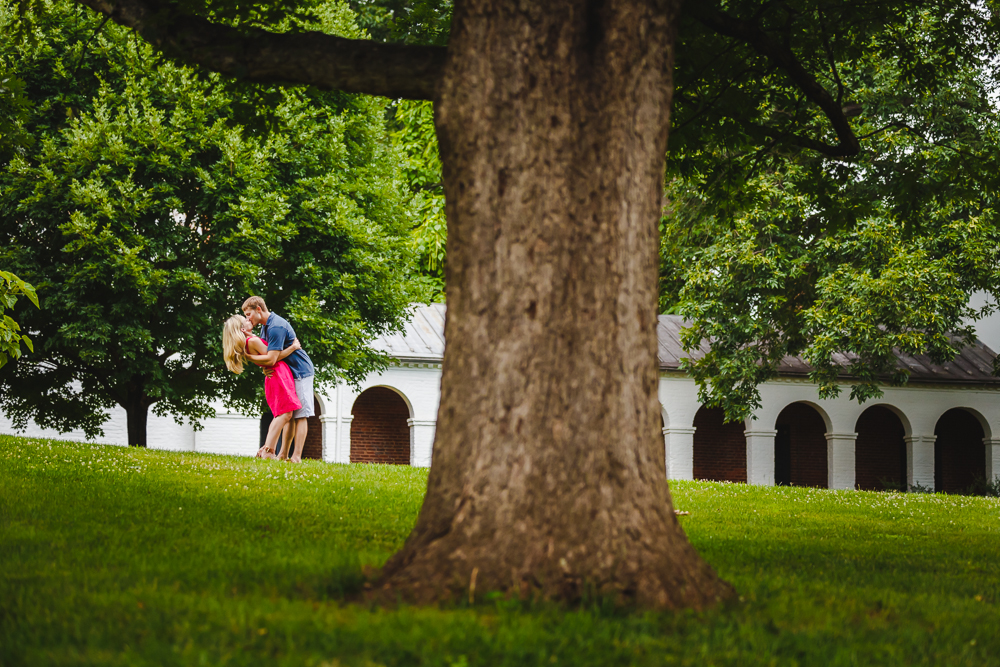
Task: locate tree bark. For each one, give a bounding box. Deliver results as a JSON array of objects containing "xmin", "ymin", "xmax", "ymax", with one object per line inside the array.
[{"xmin": 378, "ymin": 0, "xmax": 734, "ymax": 609}]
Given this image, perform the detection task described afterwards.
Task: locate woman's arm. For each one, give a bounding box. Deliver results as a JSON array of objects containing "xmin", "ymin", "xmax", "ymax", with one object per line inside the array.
[{"xmin": 244, "ymin": 336, "xmax": 272, "ymax": 366}]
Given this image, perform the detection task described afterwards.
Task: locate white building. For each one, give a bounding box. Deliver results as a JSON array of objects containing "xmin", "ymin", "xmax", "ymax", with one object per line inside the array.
[{"xmin": 3, "ymin": 303, "xmax": 998, "ymax": 492}]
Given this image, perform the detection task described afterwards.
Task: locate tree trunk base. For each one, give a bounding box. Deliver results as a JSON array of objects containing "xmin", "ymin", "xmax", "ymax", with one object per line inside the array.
[{"xmin": 373, "ymin": 505, "xmax": 735, "ymax": 610}]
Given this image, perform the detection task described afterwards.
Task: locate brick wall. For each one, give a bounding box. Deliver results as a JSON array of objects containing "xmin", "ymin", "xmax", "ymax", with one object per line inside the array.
[
  {"xmin": 351, "ymin": 387, "xmax": 411, "ymax": 465},
  {"xmin": 935, "ymin": 408, "xmax": 986, "ymax": 493},
  {"xmin": 855, "ymin": 406, "xmax": 906, "ymax": 491},
  {"xmin": 776, "ymin": 403, "xmax": 828, "ymax": 488},
  {"xmin": 693, "ymin": 407, "xmax": 747, "ymax": 483}
]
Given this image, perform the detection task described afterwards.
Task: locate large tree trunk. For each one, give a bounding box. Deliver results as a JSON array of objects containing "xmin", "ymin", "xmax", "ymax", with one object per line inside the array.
[
  {"xmin": 379, "ymin": 0, "xmax": 734, "ymax": 609},
  {"xmin": 123, "ymin": 381, "xmax": 152, "ymax": 448}
]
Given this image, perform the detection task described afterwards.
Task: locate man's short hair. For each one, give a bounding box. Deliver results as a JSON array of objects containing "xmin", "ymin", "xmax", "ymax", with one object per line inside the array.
[{"xmin": 242, "ymin": 296, "xmax": 267, "ymax": 312}]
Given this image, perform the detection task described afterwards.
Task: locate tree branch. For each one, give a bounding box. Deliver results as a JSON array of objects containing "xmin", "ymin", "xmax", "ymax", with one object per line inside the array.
[
  {"xmin": 815, "ymin": 8, "xmax": 845, "ymax": 106},
  {"xmin": 688, "ymin": 4, "xmax": 861, "ymax": 158},
  {"xmin": 73, "ymin": 0, "xmax": 446, "ymax": 100}
]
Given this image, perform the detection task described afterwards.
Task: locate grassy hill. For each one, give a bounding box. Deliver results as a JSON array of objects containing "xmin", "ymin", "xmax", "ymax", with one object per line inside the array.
[{"xmin": 1, "ymin": 434, "xmax": 998, "ymax": 666}]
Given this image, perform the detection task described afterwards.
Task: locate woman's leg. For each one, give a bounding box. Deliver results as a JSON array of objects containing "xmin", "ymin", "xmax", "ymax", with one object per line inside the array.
[
  {"xmin": 277, "ymin": 419, "xmax": 296, "ymax": 460},
  {"xmin": 260, "ymin": 411, "xmax": 292, "ymax": 458}
]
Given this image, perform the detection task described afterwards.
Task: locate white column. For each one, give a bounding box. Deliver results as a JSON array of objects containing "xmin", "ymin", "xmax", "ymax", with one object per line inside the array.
[
  {"xmin": 662, "ymin": 427, "xmax": 696, "ymax": 480},
  {"xmin": 319, "ymin": 414, "xmax": 335, "ymax": 462},
  {"xmin": 825, "ymin": 432, "xmax": 857, "ymax": 490},
  {"xmin": 984, "ymin": 438, "xmax": 1000, "ymax": 483},
  {"xmin": 905, "ymin": 434, "xmax": 936, "ymax": 490},
  {"xmin": 745, "ymin": 429, "xmax": 777, "ymax": 486},
  {"xmin": 335, "ymin": 415, "xmax": 354, "ymax": 464},
  {"xmin": 408, "ymin": 419, "xmax": 437, "ymax": 468},
  {"xmin": 333, "ymin": 382, "xmax": 343, "ymax": 463}
]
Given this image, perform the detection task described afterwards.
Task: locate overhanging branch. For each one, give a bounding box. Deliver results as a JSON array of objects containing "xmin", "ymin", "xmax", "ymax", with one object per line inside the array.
[
  {"xmin": 73, "ymin": 0, "xmax": 446, "ymax": 100},
  {"xmin": 688, "ymin": 4, "xmax": 861, "ymax": 158}
]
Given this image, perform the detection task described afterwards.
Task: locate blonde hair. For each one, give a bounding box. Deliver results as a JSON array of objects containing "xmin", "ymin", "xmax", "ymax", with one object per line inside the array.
[
  {"xmin": 242, "ymin": 295, "xmax": 267, "ymax": 312},
  {"xmin": 222, "ymin": 315, "xmax": 248, "ymax": 374}
]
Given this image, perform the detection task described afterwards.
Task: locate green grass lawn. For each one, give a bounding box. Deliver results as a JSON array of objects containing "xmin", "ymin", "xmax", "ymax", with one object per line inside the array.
[{"xmin": 1, "ymin": 435, "xmax": 998, "ymax": 666}]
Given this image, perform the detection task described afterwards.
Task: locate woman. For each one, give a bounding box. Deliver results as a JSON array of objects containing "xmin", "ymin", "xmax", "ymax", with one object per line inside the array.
[{"xmin": 222, "ymin": 314, "xmax": 302, "ymax": 459}]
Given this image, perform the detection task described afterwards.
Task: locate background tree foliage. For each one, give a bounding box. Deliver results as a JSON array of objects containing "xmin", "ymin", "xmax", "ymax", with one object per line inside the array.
[
  {"xmin": 347, "ymin": 0, "xmax": 452, "ymax": 46},
  {"xmin": 662, "ymin": 2, "xmax": 1000, "ymax": 420},
  {"xmin": 391, "ymin": 99, "xmax": 446, "ymax": 302},
  {"xmin": 347, "ymin": 0, "xmax": 450, "ymax": 303},
  {"xmin": 0, "ymin": 59, "xmax": 29, "ymax": 161},
  {"xmin": 0, "ymin": 0, "xmax": 417, "ymax": 445}
]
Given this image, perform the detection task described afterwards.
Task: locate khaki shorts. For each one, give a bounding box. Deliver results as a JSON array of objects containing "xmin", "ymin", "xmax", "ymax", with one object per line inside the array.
[{"xmin": 292, "ymin": 375, "xmax": 315, "ymax": 419}]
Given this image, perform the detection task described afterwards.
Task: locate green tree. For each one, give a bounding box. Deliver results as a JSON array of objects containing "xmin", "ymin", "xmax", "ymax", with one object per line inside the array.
[
  {"xmin": 662, "ymin": 3, "xmax": 1000, "ymax": 420},
  {"xmin": 71, "ymin": 0, "xmax": 1000, "ymax": 610},
  {"xmin": 0, "ymin": 0, "xmax": 416, "ymax": 447}
]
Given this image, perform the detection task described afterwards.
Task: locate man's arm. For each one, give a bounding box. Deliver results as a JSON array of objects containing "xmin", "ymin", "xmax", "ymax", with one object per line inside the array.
[
  {"xmin": 277, "ymin": 338, "xmax": 301, "ymax": 360},
  {"xmin": 245, "ymin": 339, "xmax": 301, "ymax": 370}
]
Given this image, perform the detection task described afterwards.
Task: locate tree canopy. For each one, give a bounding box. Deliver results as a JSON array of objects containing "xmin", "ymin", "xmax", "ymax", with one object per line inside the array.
[{"xmin": 0, "ymin": 0, "xmax": 418, "ymax": 445}]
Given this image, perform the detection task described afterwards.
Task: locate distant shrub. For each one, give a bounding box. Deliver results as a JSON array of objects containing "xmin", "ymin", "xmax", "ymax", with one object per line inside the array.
[
  {"xmin": 964, "ymin": 476, "xmax": 1000, "ymax": 498},
  {"xmin": 877, "ymin": 477, "xmax": 905, "ymax": 492}
]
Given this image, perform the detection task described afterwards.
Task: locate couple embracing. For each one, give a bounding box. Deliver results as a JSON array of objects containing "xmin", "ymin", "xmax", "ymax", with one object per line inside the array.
[{"xmin": 222, "ymin": 296, "xmax": 314, "ymax": 462}]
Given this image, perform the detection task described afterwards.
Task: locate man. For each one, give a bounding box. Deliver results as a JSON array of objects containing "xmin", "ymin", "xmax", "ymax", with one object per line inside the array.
[{"xmin": 242, "ymin": 296, "xmax": 315, "ymax": 463}]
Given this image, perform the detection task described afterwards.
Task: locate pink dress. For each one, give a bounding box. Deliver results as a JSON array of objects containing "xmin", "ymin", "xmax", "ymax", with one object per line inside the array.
[{"xmin": 247, "ymin": 335, "xmax": 301, "ymax": 416}]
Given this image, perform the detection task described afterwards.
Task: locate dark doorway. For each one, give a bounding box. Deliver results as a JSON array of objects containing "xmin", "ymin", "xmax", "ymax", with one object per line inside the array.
[
  {"xmin": 934, "ymin": 409, "xmax": 986, "ymax": 493},
  {"xmin": 855, "ymin": 406, "xmax": 907, "ymax": 491},
  {"xmin": 303, "ymin": 397, "xmax": 323, "ymax": 460},
  {"xmin": 692, "ymin": 406, "xmax": 747, "ymax": 483},
  {"xmin": 774, "ymin": 403, "xmax": 828, "ymax": 488},
  {"xmin": 775, "ymin": 424, "xmax": 792, "ymax": 486}
]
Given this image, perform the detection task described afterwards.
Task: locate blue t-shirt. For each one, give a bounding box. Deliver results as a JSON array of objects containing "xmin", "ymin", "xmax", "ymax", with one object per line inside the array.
[{"xmin": 261, "ymin": 312, "xmax": 314, "ymax": 379}]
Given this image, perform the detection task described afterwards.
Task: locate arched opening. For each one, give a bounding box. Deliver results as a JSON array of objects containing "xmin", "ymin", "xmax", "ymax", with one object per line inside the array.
[
  {"xmin": 350, "ymin": 386, "xmax": 411, "ymax": 465},
  {"xmin": 855, "ymin": 405, "xmax": 906, "ymax": 491},
  {"xmin": 934, "ymin": 408, "xmax": 986, "ymax": 493},
  {"xmin": 774, "ymin": 403, "xmax": 828, "ymax": 488},
  {"xmin": 693, "ymin": 406, "xmax": 746, "ymax": 483}
]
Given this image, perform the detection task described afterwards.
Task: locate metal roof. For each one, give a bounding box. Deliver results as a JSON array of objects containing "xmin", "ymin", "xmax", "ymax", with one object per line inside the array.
[
  {"xmin": 370, "ymin": 302, "xmax": 447, "ymax": 362},
  {"xmin": 373, "ymin": 305, "xmax": 1000, "ymax": 385},
  {"xmin": 656, "ymin": 314, "xmax": 1000, "ymax": 385}
]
